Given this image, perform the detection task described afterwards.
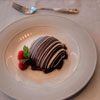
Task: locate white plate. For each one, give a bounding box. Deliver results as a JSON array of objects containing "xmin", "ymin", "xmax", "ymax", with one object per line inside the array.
[{"xmin": 0, "ymin": 14, "xmax": 97, "ymax": 100}]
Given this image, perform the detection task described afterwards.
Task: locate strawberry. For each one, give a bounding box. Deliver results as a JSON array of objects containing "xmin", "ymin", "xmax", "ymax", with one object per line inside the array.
[
  {"xmin": 18, "ymin": 60, "xmax": 28, "ymax": 70},
  {"xmin": 17, "ymin": 50, "xmax": 24, "ymax": 60}
]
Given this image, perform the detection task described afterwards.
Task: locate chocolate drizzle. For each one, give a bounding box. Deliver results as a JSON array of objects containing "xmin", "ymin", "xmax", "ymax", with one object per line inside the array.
[{"xmin": 29, "ymin": 36, "xmax": 68, "ymax": 73}]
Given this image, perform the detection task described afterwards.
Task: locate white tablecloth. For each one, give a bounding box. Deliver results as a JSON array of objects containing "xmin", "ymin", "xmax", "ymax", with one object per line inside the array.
[{"xmin": 0, "ymin": 0, "xmax": 100, "ymax": 100}]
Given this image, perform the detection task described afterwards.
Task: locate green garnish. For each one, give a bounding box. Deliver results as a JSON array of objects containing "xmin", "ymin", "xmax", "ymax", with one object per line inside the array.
[
  {"xmin": 23, "ymin": 45, "xmax": 30, "ymax": 58},
  {"xmin": 23, "ymin": 45, "xmax": 30, "ymax": 64},
  {"xmin": 23, "ymin": 59, "xmax": 30, "ymax": 64}
]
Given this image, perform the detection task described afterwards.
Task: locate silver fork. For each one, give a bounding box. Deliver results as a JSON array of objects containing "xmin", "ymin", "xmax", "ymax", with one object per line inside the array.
[{"xmin": 12, "ymin": 2, "xmax": 79, "ymax": 15}]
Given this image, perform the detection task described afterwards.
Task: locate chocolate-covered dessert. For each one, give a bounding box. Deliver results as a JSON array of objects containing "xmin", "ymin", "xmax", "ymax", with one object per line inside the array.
[{"xmin": 29, "ymin": 36, "xmax": 68, "ymax": 73}]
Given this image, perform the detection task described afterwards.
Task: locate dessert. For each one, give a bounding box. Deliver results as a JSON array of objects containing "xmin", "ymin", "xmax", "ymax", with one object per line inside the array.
[
  {"xmin": 17, "ymin": 36, "xmax": 68, "ymax": 73},
  {"xmin": 17, "ymin": 50, "xmax": 24, "ymax": 60},
  {"xmin": 18, "ymin": 59, "xmax": 28, "ymax": 70}
]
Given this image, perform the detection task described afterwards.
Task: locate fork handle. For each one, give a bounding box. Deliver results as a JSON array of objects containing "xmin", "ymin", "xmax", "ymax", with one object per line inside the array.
[{"xmin": 39, "ymin": 8, "xmax": 79, "ymax": 14}]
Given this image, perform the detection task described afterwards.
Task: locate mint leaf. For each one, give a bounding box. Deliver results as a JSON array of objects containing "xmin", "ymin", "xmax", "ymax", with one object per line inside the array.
[
  {"xmin": 23, "ymin": 45, "xmax": 30, "ymax": 58},
  {"xmin": 23, "ymin": 59, "xmax": 29, "ymax": 64}
]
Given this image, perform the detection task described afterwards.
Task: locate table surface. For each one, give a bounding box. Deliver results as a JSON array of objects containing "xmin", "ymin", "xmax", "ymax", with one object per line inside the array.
[{"xmin": 0, "ymin": 0, "xmax": 100, "ymax": 100}]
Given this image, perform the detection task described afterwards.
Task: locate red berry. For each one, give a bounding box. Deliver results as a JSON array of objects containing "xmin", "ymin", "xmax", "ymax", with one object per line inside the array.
[
  {"xmin": 17, "ymin": 50, "xmax": 24, "ymax": 60},
  {"xmin": 18, "ymin": 60, "xmax": 28, "ymax": 70}
]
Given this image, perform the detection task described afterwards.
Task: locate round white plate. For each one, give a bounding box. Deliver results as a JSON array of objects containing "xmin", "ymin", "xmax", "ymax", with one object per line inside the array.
[{"xmin": 0, "ymin": 14, "xmax": 97, "ymax": 100}]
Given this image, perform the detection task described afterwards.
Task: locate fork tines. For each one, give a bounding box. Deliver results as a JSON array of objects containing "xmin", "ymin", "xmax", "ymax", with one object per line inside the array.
[{"xmin": 12, "ymin": 2, "xmax": 26, "ymax": 13}]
